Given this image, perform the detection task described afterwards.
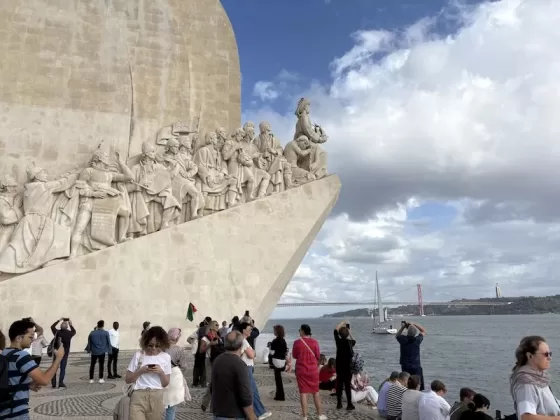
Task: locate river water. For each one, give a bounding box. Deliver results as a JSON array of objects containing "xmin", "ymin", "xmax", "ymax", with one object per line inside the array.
[{"xmin": 261, "ymin": 314, "xmax": 560, "ymax": 413}]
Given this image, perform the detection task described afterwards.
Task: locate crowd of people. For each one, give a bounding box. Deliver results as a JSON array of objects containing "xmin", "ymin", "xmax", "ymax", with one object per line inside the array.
[{"xmin": 0, "ymin": 315, "xmax": 558, "ymax": 420}]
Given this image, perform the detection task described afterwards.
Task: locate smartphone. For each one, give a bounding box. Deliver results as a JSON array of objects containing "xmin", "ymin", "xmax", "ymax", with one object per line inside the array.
[
  {"xmin": 346, "ymin": 323, "xmax": 350, "ymax": 329},
  {"xmin": 147, "ymin": 364, "xmax": 156, "ymax": 368},
  {"xmin": 496, "ymin": 410, "xmax": 502, "ymax": 420},
  {"xmin": 63, "ymin": 318, "xmax": 70, "ymax": 321}
]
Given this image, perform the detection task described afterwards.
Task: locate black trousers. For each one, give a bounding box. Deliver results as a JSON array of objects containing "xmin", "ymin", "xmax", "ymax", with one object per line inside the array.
[
  {"xmin": 402, "ymin": 364, "xmax": 424, "ymax": 391},
  {"xmin": 192, "ymin": 352, "xmax": 207, "ymax": 386},
  {"xmin": 108, "ymin": 347, "xmax": 119, "ymax": 376},
  {"xmin": 273, "ymin": 367, "xmax": 285, "ymax": 400},
  {"xmin": 336, "ymin": 373, "xmax": 352, "ymax": 406},
  {"xmin": 320, "ymin": 380, "xmax": 336, "ymax": 391},
  {"xmin": 89, "ymin": 354, "xmax": 106, "ymax": 379}
]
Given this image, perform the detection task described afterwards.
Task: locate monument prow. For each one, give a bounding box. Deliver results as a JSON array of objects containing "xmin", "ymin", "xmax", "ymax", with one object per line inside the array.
[{"xmin": 0, "ymin": 176, "xmax": 340, "ymax": 349}]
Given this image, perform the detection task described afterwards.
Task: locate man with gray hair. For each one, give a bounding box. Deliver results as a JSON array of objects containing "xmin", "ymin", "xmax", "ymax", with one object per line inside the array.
[
  {"xmin": 396, "ymin": 321, "xmax": 427, "ymax": 391},
  {"xmin": 210, "ymin": 331, "xmax": 257, "ymax": 420}
]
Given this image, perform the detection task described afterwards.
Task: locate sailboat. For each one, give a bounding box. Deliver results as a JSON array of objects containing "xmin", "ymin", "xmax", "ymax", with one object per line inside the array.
[{"xmin": 372, "ymin": 271, "xmax": 398, "ymax": 334}]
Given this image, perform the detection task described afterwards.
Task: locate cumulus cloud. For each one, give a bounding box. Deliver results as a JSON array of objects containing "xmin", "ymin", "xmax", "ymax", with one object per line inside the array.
[
  {"xmin": 254, "ymin": 0, "xmax": 560, "ymax": 313},
  {"xmin": 252, "ymin": 81, "xmax": 280, "ymax": 102}
]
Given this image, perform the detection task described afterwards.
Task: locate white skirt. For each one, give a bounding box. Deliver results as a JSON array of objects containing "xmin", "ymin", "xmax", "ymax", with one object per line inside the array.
[{"xmin": 164, "ymin": 366, "xmax": 191, "ymax": 407}]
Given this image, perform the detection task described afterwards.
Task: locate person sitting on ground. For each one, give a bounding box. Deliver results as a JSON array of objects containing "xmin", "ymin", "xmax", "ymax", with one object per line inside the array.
[
  {"xmin": 460, "ymin": 394, "xmax": 493, "ymax": 420},
  {"xmin": 401, "ymin": 375, "xmax": 422, "ymax": 420},
  {"xmin": 349, "ymin": 354, "xmax": 378, "ymax": 407},
  {"xmin": 377, "ymin": 371, "xmax": 400, "ymax": 418},
  {"xmin": 450, "ymin": 388, "xmax": 476, "ymax": 420},
  {"xmin": 0, "ymin": 319, "xmax": 65, "ymax": 420},
  {"xmin": 319, "ymin": 358, "xmax": 337, "ymax": 395},
  {"xmin": 386, "ymin": 371, "xmax": 410, "ymax": 420},
  {"xmin": 418, "ymin": 380, "xmax": 451, "ymax": 420},
  {"xmin": 319, "ymin": 353, "xmax": 327, "ymax": 370}
]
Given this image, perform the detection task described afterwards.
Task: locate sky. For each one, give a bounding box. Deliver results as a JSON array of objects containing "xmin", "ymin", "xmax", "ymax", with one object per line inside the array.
[{"xmin": 220, "ymin": 0, "xmax": 560, "ymax": 319}]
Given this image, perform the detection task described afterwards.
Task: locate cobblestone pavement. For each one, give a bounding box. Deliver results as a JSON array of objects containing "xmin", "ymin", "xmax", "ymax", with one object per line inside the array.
[{"xmin": 30, "ymin": 352, "xmax": 379, "ymax": 419}]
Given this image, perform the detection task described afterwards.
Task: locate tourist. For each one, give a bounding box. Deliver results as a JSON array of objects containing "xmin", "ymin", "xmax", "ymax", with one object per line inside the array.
[
  {"xmin": 349, "ymin": 354, "xmax": 378, "ymax": 407},
  {"xmin": 334, "ymin": 320, "xmax": 356, "ymax": 410},
  {"xmin": 247, "ymin": 319, "xmax": 260, "ymax": 349},
  {"xmin": 107, "ymin": 321, "xmax": 121, "ymax": 379},
  {"xmin": 164, "ymin": 328, "xmax": 190, "ymax": 420},
  {"xmin": 30, "ymin": 326, "xmax": 49, "ymax": 366},
  {"xmin": 211, "ymin": 331, "xmax": 257, "ymax": 420},
  {"xmin": 378, "ymin": 371, "xmax": 400, "ymax": 418},
  {"xmin": 228, "ymin": 316, "xmax": 241, "ymax": 333},
  {"xmin": 319, "ymin": 354, "xmax": 327, "ymax": 369},
  {"xmin": 401, "ymin": 375, "xmax": 422, "ymax": 420},
  {"xmin": 460, "ymin": 394, "xmax": 493, "ymax": 420},
  {"xmin": 240, "ymin": 322, "xmax": 272, "ymax": 419},
  {"xmin": 270, "ymin": 324, "xmax": 289, "ymax": 401},
  {"xmin": 50, "ymin": 317, "xmax": 76, "ymax": 388},
  {"xmin": 418, "ymin": 380, "xmax": 450, "ymax": 420},
  {"xmin": 141, "ymin": 321, "xmax": 150, "ymax": 337},
  {"xmin": 510, "ymin": 335, "xmax": 560, "ymax": 419},
  {"xmin": 192, "ymin": 317, "xmax": 211, "ymax": 387},
  {"xmin": 241, "ymin": 310, "xmax": 252, "ymax": 324},
  {"xmin": 319, "ymin": 358, "xmax": 337, "ymax": 394},
  {"xmin": 396, "ymin": 321, "xmax": 426, "ymax": 390},
  {"xmin": 386, "ymin": 371, "xmax": 410, "ymax": 420},
  {"xmin": 125, "ymin": 326, "xmax": 171, "ymax": 420},
  {"xmin": 86, "ymin": 320, "xmax": 112, "ymax": 384},
  {"xmin": 450, "ymin": 388, "xmax": 476, "ymax": 420},
  {"xmin": 218, "ymin": 321, "xmax": 229, "ymax": 339},
  {"xmin": 200, "ymin": 321, "xmax": 221, "ymax": 412},
  {"xmin": 0, "ymin": 319, "xmax": 65, "ymax": 419},
  {"xmin": 292, "ymin": 324, "xmax": 327, "ymax": 420}
]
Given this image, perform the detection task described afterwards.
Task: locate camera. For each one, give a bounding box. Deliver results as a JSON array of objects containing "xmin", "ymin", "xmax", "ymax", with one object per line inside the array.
[{"xmin": 345, "ymin": 323, "xmax": 350, "ymax": 329}]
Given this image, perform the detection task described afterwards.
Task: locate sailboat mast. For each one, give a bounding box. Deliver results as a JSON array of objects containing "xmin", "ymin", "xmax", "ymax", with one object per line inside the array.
[{"xmin": 376, "ymin": 271, "xmax": 385, "ymax": 323}]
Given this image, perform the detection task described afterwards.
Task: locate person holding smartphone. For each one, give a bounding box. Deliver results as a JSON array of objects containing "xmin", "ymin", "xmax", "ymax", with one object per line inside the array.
[
  {"xmin": 396, "ymin": 321, "xmax": 426, "ymax": 391},
  {"xmin": 50, "ymin": 317, "xmax": 76, "ymax": 388},
  {"xmin": 125, "ymin": 326, "xmax": 171, "ymax": 420},
  {"xmin": 334, "ymin": 320, "xmax": 356, "ymax": 411}
]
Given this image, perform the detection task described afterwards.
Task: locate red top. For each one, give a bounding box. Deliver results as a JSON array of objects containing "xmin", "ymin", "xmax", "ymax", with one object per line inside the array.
[
  {"xmin": 319, "ymin": 366, "xmax": 336, "ymax": 383},
  {"xmin": 292, "ymin": 337, "xmax": 320, "ymax": 393}
]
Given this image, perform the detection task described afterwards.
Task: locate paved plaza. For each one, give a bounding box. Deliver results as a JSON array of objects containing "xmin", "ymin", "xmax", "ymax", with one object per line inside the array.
[{"xmin": 28, "ymin": 351, "xmax": 379, "ymax": 420}]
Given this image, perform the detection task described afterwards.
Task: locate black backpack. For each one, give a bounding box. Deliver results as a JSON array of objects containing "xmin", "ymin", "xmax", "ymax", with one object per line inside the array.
[
  {"xmin": 0, "ymin": 350, "xmax": 19, "ymax": 410},
  {"xmin": 209, "ymin": 339, "xmax": 225, "ymax": 363}
]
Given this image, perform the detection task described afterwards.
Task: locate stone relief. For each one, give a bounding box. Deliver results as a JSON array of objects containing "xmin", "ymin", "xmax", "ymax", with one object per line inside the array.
[{"xmin": 0, "ymin": 98, "xmax": 329, "ymax": 274}]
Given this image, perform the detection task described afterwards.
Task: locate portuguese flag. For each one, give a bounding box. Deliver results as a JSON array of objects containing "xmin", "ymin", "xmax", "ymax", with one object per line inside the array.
[{"xmin": 186, "ymin": 302, "xmax": 197, "ymax": 322}]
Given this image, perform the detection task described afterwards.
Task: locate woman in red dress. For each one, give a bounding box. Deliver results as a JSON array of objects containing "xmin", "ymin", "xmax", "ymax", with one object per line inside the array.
[{"xmin": 292, "ymin": 324, "xmax": 327, "ymax": 420}]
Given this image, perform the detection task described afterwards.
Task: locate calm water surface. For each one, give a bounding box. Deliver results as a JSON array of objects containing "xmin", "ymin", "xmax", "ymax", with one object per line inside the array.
[{"xmin": 262, "ymin": 314, "xmax": 560, "ymax": 412}]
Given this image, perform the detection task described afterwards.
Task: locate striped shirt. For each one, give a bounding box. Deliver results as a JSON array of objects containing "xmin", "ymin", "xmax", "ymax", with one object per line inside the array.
[
  {"xmin": 386, "ymin": 382, "xmax": 408, "ymax": 418},
  {"xmin": 0, "ymin": 348, "xmax": 38, "ymax": 419}
]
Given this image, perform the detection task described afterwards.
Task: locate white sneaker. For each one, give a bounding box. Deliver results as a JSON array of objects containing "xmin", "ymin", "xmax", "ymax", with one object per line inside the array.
[
  {"xmin": 258, "ymin": 413, "xmax": 272, "ymax": 420},
  {"xmin": 98, "ymin": 379, "xmax": 105, "ymax": 384},
  {"xmin": 89, "ymin": 380, "xmax": 94, "ymax": 384},
  {"xmin": 318, "ymin": 415, "xmax": 328, "ymax": 420}
]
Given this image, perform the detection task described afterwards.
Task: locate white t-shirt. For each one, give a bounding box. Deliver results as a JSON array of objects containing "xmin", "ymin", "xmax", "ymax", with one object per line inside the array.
[
  {"xmin": 419, "ymin": 391, "xmax": 451, "ymax": 420},
  {"xmin": 241, "ymin": 339, "xmax": 254, "ymax": 367},
  {"xmin": 109, "ymin": 329, "xmax": 119, "ymax": 349},
  {"xmin": 201, "ymin": 336, "xmax": 211, "ymax": 358},
  {"xmin": 127, "ymin": 351, "xmax": 172, "ymax": 390}
]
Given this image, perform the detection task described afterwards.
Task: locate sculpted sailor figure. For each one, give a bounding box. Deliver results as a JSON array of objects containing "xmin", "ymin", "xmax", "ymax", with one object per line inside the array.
[
  {"xmin": 127, "ymin": 142, "xmax": 181, "ymax": 237},
  {"xmin": 163, "ymin": 137, "xmax": 205, "ymax": 220},
  {"xmin": 283, "ymin": 135, "xmax": 317, "ymax": 186},
  {"xmin": 222, "ymin": 128, "xmax": 255, "ymax": 206},
  {"xmin": 254, "ymin": 121, "xmax": 293, "ymax": 192},
  {"xmin": 0, "ymin": 165, "xmax": 78, "ymax": 273},
  {"xmin": 69, "ymin": 150, "xmax": 133, "ymax": 259},
  {"xmin": 0, "ymin": 175, "xmax": 23, "ymax": 254},
  {"xmin": 239, "ymin": 122, "xmax": 271, "ymax": 199},
  {"xmin": 193, "ymin": 132, "xmax": 236, "ymax": 212}
]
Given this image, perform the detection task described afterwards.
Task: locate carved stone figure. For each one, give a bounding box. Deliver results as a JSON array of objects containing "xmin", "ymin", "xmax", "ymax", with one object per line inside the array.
[
  {"xmin": 69, "ymin": 150, "xmax": 134, "ymax": 258},
  {"xmin": 216, "ymin": 127, "xmax": 228, "ymax": 152},
  {"xmin": 293, "ymin": 98, "xmax": 329, "ymax": 178},
  {"xmin": 222, "ymin": 128, "xmax": 254, "ymax": 205},
  {"xmin": 239, "ymin": 122, "xmax": 271, "ymax": 199},
  {"xmin": 0, "ymin": 165, "xmax": 78, "ymax": 273},
  {"xmin": 193, "ymin": 132, "xmax": 236, "ymax": 212},
  {"xmin": 163, "ymin": 137, "xmax": 205, "ymax": 220},
  {"xmin": 284, "ymin": 135, "xmax": 317, "ymax": 186},
  {"xmin": 255, "ymin": 121, "xmax": 293, "ymax": 192},
  {"xmin": 156, "ymin": 121, "xmax": 193, "ymax": 146},
  {"xmin": 0, "ymin": 175, "xmax": 23, "ymax": 253},
  {"xmin": 127, "ymin": 142, "xmax": 181, "ymax": 237}
]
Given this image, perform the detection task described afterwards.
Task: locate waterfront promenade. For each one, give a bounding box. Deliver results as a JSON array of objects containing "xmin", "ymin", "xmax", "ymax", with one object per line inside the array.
[{"xmin": 28, "ymin": 351, "xmax": 379, "ymax": 420}]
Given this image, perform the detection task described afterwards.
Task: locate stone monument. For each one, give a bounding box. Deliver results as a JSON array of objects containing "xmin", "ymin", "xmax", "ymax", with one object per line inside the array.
[{"xmin": 0, "ymin": 0, "xmax": 340, "ymax": 349}]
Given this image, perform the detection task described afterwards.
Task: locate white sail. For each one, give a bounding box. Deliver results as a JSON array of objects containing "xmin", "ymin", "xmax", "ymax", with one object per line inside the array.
[
  {"xmin": 376, "ymin": 272, "xmax": 385, "ymax": 323},
  {"xmin": 384, "ymin": 307, "xmax": 389, "ymax": 321}
]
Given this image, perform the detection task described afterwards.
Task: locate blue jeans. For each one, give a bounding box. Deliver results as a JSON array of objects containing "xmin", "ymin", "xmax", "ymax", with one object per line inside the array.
[
  {"xmin": 247, "ymin": 366, "xmax": 266, "ymax": 417},
  {"xmin": 165, "ymin": 405, "xmax": 177, "ymax": 420},
  {"xmin": 51, "ymin": 354, "xmax": 68, "ymax": 386}
]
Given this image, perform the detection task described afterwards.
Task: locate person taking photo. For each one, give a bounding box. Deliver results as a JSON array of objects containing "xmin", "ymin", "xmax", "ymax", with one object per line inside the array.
[{"xmin": 396, "ymin": 321, "xmax": 426, "ymax": 391}]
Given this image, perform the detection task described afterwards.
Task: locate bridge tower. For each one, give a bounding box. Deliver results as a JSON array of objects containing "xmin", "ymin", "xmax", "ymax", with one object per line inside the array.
[{"xmin": 417, "ymin": 284, "xmax": 424, "ymax": 316}]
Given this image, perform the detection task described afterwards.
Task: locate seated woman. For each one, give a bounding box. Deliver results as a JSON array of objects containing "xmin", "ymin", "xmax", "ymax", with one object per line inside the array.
[
  {"xmin": 319, "ymin": 358, "xmax": 337, "ymax": 395},
  {"xmin": 350, "ymin": 355, "xmax": 378, "ymax": 407},
  {"xmin": 318, "ymin": 353, "xmax": 327, "ymax": 370},
  {"xmin": 460, "ymin": 394, "xmax": 493, "ymax": 420}
]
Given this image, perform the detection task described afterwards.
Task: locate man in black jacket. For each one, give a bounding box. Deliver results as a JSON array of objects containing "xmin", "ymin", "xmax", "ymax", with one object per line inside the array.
[
  {"xmin": 50, "ymin": 317, "xmax": 76, "ymax": 388},
  {"xmin": 334, "ymin": 320, "xmax": 356, "ymax": 411}
]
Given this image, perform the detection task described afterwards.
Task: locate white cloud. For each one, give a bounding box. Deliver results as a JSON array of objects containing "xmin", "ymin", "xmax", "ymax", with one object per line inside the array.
[
  {"xmin": 257, "ymin": 0, "xmax": 560, "ymax": 316},
  {"xmin": 252, "ymin": 81, "xmax": 280, "ymax": 102}
]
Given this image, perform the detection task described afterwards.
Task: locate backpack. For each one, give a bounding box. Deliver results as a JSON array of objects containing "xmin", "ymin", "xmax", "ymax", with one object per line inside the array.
[
  {"xmin": 0, "ymin": 350, "xmax": 19, "ymax": 411},
  {"xmin": 209, "ymin": 339, "xmax": 225, "ymax": 363}
]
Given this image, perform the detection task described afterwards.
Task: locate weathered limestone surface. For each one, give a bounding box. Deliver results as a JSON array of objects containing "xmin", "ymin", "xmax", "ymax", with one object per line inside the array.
[
  {"xmin": 0, "ymin": 176, "xmax": 341, "ymax": 350},
  {"xmin": 0, "ymin": 0, "xmax": 241, "ymax": 183}
]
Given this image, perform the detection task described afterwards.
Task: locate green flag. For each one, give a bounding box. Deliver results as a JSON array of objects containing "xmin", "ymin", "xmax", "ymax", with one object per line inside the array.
[{"xmin": 186, "ymin": 302, "xmax": 197, "ymax": 322}]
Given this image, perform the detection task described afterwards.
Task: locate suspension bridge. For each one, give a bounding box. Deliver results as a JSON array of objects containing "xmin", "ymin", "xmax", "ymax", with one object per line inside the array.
[{"xmin": 277, "ymin": 283, "xmax": 511, "ymax": 316}]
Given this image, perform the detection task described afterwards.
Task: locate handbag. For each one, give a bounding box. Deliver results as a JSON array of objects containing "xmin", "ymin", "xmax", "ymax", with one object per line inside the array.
[
  {"xmin": 46, "ymin": 332, "xmax": 58, "ymax": 358},
  {"xmin": 300, "ymin": 338, "xmax": 319, "ymax": 362},
  {"xmin": 113, "ymin": 352, "xmax": 144, "ymax": 419},
  {"xmin": 272, "ymin": 358, "xmax": 286, "ymax": 369}
]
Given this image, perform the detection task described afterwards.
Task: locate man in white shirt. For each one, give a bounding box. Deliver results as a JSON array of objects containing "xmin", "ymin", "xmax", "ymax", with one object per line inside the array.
[
  {"xmin": 419, "ymin": 380, "xmax": 451, "ymax": 420},
  {"xmin": 107, "ymin": 321, "xmax": 120, "ymax": 379}
]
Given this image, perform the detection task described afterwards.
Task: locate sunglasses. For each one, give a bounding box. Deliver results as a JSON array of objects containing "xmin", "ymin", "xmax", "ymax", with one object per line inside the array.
[{"xmin": 538, "ymin": 352, "xmax": 552, "ymax": 358}]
